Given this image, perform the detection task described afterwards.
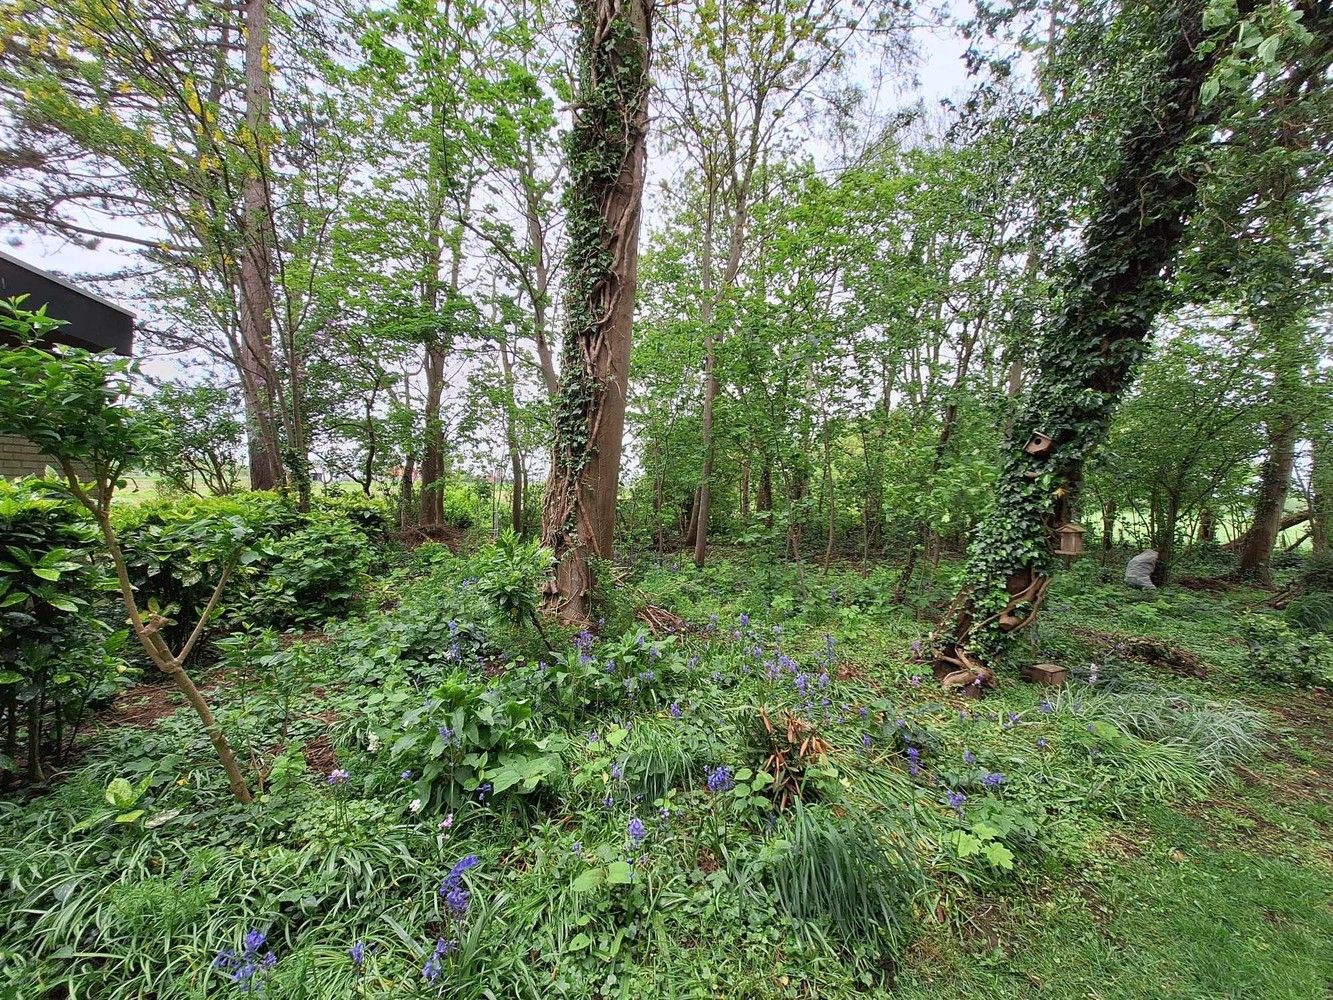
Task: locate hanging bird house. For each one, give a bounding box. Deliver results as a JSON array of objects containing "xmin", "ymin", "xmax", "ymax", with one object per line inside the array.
[
  {"xmin": 1024, "ymin": 430, "xmax": 1054, "ymax": 456},
  {"xmin": 1055, "ymin": 522, "xmax": 1086, "ymax": 557}
]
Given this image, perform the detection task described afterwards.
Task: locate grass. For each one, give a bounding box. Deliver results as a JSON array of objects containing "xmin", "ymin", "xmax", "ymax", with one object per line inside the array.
[{"xmin": 1, "ymin": 539, "xmax": 1330, "ymax": 998}]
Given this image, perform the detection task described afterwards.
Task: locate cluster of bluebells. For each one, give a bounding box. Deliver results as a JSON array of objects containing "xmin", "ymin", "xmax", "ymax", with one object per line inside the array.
[
  {"xmin": 981, "ymin": 772, "xmax": 1006, "ymax": 789},
  {"xmin": 438, "ymin": 854, "xmax": 480, "ymax": 920},
  {"xmin": 573, "ymin": 629, "xmax": 595, "ymax": 665},
  {"xmin": 213, "ymin": 929, "xmax": 276, "ymax": 992},
  {"xmin": 327, "ymin": 768, "xmax": 350, "ymax": 786},
  {"xmin": 669, "ymin": 702, "xmax": 682, "ymax": 719},
  {"xmin": 905, "ymin": 746, "xmax": 922, "ymax": 777},
  {"xmin": 946, "ymin": 790, "xmax": 967, "ymax": 815},
  {"xmin": 628, "ymin": 817, "xmax": 647, "ymax": 846},
  {"xmin": 423, "ymin": 937, "xmax": 456, "ymax": 984},
  {"xmin": 705, "ymin": 765, "xmax": 735, "ymax": 793}
]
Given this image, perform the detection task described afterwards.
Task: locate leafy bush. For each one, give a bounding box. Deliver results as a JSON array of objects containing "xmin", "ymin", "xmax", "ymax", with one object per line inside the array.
[
  {"xmin": 0, "ymin": 478, "xmax": 127, "ymax": 782},
  {"xmin": 254, "ymin": 516, "xmax": 373, "ymax": 626},
  {"xmin": 1241, "ymin": 614, "xmax": 1333, "ymax": 686},
  {"xmin": 309, "ymin": 490, "xmax": 397, "ymax": 547},
  {"xmin": 441, "ymin": 477, "xmax": 486, "ymax": 529},
  {"xmin": 114, "ymin": 492, "xmax": 299, "ymax": 648}
]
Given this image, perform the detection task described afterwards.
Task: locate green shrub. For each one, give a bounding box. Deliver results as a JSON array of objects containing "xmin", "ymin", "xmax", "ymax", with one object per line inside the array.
[
  {"xmin": 114, "ymin": 492, "xmax": 299, "ymax": 648},
  {"xmin": 0, "ymin": 478, "xmax": 126, "ymax": 781},
  {"xmin": 438, "ymin": 477, "xmax": 487, "ymax": 529},
  {"xmin": 1241, "ymin": 613, "xmax": 1333, "ymax": 686},
  {"xmin": 310, "ymin": 490, "xmax": 396, "ymax": 546},
  {"xmin": 254, "ymin": 516, "xmax": 372, "ymax": 626}
]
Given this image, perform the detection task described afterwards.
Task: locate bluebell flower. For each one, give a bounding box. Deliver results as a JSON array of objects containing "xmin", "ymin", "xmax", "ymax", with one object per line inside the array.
[
  {"xmin": 739, "ymin": 613, "xmax": 750, "ymax": 627},
  {"xmin": 602, "ymin": 794, "xmax": 615, "ymax": 808},
  {"xmin": 981, "ymin": 772, "xmax": 1006, "ymax": 788},
  {"xmin": 1039, "ymin": 699, "xmax": 1054, "ymax": 714},
  {"xmin": 705, "ymin": 765, "xmax": 735, "ymax": 793},
  {"xmin": 861, "ymin": 734, "xmax": 873, "ymax": 749},
  {"xmin": 327, "ymin": 768, "xmax": 350, "ymax": 786},
  {"xmin": 963, "ymin": 750, "xmax": 976, "ymax": 765},
  {"xmin": 906, "ymin": 747, "xmax": 921, "ymax": 777},
  {"xmin": 1037, "ymin": 737, "xmax": 1050, "ymax": 750},
  {"xmin": 445, "ymin": 885, "xmax": 470, "ymax": 917},
  {"xmin": 610, "ymin": 763, "xmax": 624, "ymax": 780},
  {"xmin": 628, "ymin": 817, "xmax": 647, "ymax": 845},
  {"xmin": 423, "ymin": 954, "xmax": 441, "ymax": 984},
  {"xmin": 946, "ymin": 790, "xmax": 967, "ymax": 814},
  {"xmin": 349, "ymin": 940, "xmax": 365, "ymax": 967},
  {"xmin": 571, "ymin": 841, "xmax": 583, "ymax": 856},
  {"xmin": 670, "ymin": 702, "xmax": 682, "ymax": 719},
  {"xmin": 243, "ymin": 930, "xmax": 266, "ymax": 954},
  {"xmin": 401, "ymin": 769, "xmax": 413, "ymax": 781},
  {"xmin": 435, "ymin": 938, "xmax": 456, "ymax": 956}
]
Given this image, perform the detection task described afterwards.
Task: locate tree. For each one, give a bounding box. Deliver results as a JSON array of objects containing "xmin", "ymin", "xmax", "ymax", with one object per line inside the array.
[
  {"xmin": 541, "ymin": 0, "xmax": 653, "ymax": 622},
  {"xmin": 0, "ymin": 300, "xmax": 253, "ymax": 803},
  {"xmin": 935, "ymin": 0, "xmax": 1302, "ymax": 677}
]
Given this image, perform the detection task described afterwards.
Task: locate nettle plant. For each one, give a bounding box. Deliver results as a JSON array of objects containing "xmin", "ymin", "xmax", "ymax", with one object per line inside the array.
[{"xmin": 0, "ymin": 302, "xmax": 258, "ymax": 803}]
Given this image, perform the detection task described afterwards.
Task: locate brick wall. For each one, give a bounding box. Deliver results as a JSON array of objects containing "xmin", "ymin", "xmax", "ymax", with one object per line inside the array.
[{"xmin": 0, "ymin": 434, "xmax": 59, "ymax": 479}]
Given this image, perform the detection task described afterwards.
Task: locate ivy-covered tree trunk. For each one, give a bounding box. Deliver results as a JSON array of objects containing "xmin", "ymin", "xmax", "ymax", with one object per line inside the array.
[
  {"xmin": 541, "ymin": 0, "xmax": 652, "ymax": 623},
  {"xmin": 934, "ymin": 0, "xmax": 1221, "ymax": 678}
]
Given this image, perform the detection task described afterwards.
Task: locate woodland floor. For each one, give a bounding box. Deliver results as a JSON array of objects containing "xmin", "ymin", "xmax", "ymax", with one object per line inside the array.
[{"xmin": 2, "ymin": 547, "xmax": 1331, "ymax": 999}]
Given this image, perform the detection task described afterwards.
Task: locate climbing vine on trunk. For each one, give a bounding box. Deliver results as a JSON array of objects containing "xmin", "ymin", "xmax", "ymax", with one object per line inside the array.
[
  {"xmin": 541, "ymin": 0, "xmax": 653, "ymax": 623},
  {"xmin": 934, "ymin": 0, "xmax": 1231, "ymax": 680}
]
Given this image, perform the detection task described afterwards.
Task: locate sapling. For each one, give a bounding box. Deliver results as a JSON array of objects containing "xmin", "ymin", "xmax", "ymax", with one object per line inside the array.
[{"xmin": 0, "ymin": 299, "xmax": 254, "ymax": 802}]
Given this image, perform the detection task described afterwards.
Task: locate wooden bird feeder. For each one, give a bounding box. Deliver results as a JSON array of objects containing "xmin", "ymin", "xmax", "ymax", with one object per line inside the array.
[
  {"xmin": 1024, "ymin": 430, "xmax": 1054, "ymax": 456},
  {"xmin": 1055, "ymin": 522, "xmax": 1086, "ymax": 557}
]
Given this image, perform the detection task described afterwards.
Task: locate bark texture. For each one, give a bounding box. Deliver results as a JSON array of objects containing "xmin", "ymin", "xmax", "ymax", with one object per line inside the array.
[{"xmin": 541, "ymin": 0, "xmax": 653, "ymax": 622}]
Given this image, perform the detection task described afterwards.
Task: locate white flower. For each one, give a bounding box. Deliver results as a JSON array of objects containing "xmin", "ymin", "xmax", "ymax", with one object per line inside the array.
[
  {"xmin": 409, "ymin": 798, "xmax": 423, "ymax": 814},
  {"xmin": 366, "ymin": 731, "xmax": 380, "ymax": 753},
  {"xmin": 439, "ymin": 813, "xmax": 454, "ymax": 830}
]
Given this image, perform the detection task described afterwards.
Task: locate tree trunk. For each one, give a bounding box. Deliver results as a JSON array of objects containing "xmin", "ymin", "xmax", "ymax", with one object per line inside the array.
[
  {"xmin": 1237, "ymin": 420, "xmax": 1297, "ymax": 579},
  {"xmin": 938, "ymin": 0, "xmax": 1223, "ymax": 671},
  {"xmin": 1198, "ymin": 506, "xmax": 1215, "ymax": 543},
  {"xmin": 541, "ymin": 0, "xmax": 652, "ymax": 623},
  {"xmin": 238, "ymin": 0, "xmax": 283, "ymax": 492},
  {"xmin": 419, "ymin": 344, "xmax": 447, "ymax": 526},
  {"xmin": 693, "ymin": 345, "xmax": 718, "ymax": 567},
  {"xmin": 1313, "ymin": 434, "xmax": 1331, "ymax": 553}
]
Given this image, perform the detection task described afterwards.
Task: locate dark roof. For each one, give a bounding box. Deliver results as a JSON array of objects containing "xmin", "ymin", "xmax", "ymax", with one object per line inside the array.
[{"xmin": 0, "ymin": 248, "xmax": 134, "ymax": 356}]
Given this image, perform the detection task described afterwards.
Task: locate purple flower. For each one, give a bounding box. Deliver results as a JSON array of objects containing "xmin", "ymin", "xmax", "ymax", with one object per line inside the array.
[
  {"xmin": 906, "ymin": 746, "xmax": 921, "ymax": 776},
  {"xmin": 1039, "ymin": 699, "xmax": 1054, "ymax": 714},
  {"xmin": 602, "ymin": 794, "xmax": 615, "ymax": 808},
  {"xmin": 610, "ymin": 763, "xmax": 624, "ymax": 780},
  {"xmin": 445, "ymin": 884, "xmax": 470, "ymax": 917},
  {"xmin": 438, "ymin": 725, "xmax": 455, "ymax": 743},
  {"xmin": 705, "ymin": 765, "xmax": 735, "ymax": 793},
  {"xmin": 1037, "ymin": 737, "xmax": 1050, "ymax": 750},
  {"xmin": 243, "ymin": 930, "xmax": 266, "ymax": 954},
  {"xmin": 423, "ymin": 953, "xmax": 441, "ymax": 984},
  {"xmin": 981, "ymin": 772, "xmax": 1006, "ymax": 788},
  {"xmin": 476, "ymin": 782, "xmax": 492, "ymax": 803},
  {"xmin": 628, "ymin": 817, "xmax": 647, "ymax": 845},
  {"xmin": 795, "ymin": 673, "xmax": 809, "ymax": 695},
  {"xmin": 659, "ymin": 806, "xmax": 671, "ymax": 823},
  {"xmin": 946, "ymin": 790, "xmax": 967, "ymax": 814},
  {"xmin": 435, "ymin": 938, "xmax": 456, "ymax": 956},
  {"xmin": 963, "ymin": 750, "xmax": 976, "ymax": 765},
  {"xmin": 909, "ymin": 674, "xmax": 923, "ymax": 687},
  {"xmin": 400, "ymin": 769, "xmax": 413, "ymax": 781},
  {"xmin": 911, "ymin": 639, "xmax": 923, "ymax": 656},
  {"xmin": 571, "ymin": 841, "xmax": 583, "ymax": 856},
  {"xmin": 350, "ymin": 940, "xmax": 365, "ymax": 967},
  {"xmin": 739, "ymin": 613, "xmax": 750, "ymax": 627},
  {"xmin": 818, "ymin": 672, "xmax": 830, "ymax": 688},
  {"xmin": 861, "ymin": 734, "xmax": 873, "ymax": 749},
  {"xmin": 439, "ymin": 853, "xmax": 480, "ymax": 898},
  {"xmin": 327, "ymin": 768, "xmax": 350, "ymax": 786},
  {"xmin": 669, "ymin": 702, "xmax": 682, "ymax": 719}
]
